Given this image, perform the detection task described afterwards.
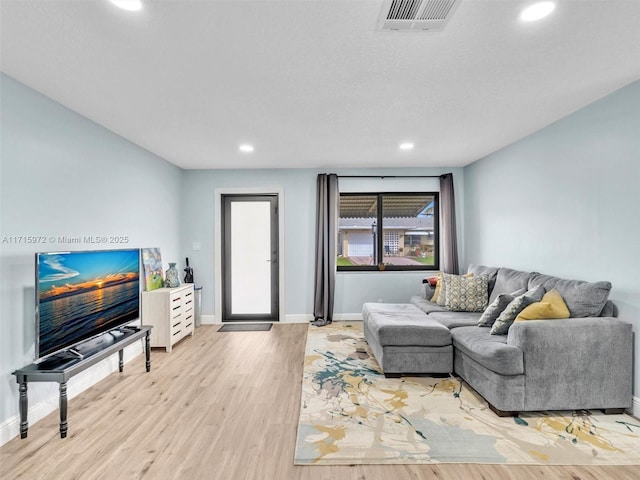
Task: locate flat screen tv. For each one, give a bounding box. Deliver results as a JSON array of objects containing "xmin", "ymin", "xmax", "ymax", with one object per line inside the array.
[{"xmin": 35, "ymin": 248, "xmax": 140, "ymax": 361}]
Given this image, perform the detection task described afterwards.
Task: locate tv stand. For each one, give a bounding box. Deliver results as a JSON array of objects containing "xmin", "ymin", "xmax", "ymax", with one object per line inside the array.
[
  {"xmin": 12, "ymin": 325, "xmax": 152, "ymax": 439},
  {"xmin": 66, "ymin": 348, "xmax": 84, "ymax": 360}
]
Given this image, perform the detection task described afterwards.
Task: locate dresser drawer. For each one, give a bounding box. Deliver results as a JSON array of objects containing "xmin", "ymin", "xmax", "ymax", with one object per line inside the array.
[{"xmin": 142, "ymin": 284, "xmax": 195, "ymax": 352}]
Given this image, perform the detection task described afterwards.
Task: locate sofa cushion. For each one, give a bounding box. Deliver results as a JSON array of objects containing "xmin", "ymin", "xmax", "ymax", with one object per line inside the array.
[
  {"xmin": 490, "ymin": 285, "xmax": 545, "ymax": 335},
  {"xmin": 515, "ymin": 289, "xmax": 570, "ymax": 321},
  {"xmin": 489, "ymin": 268, "xmax": 536, "ymax": 304},
  {"xmin": 362, "ymin": 302, "xmax": 425, "ymax": 322},
  {"xmin": 410, "ymin": 296, "xmax": 448, "ymax": 314},
  {"xmin": 428, "ymin": 311, "xmax": 482, "ymax": 329},
  {"xmin": 527, "ymin": 273, "xmax": 612, "ymax": 317},
  {"xmin": 451, "ymin": 326, "xmax": 524, "ymax": 376},
  {"xmin": 366, "ymin": 311, "xmax": 451, "ymax": 347},
  {"xmin": 441, "ymin": 273, "xmax": 489, "ymax": 312}
]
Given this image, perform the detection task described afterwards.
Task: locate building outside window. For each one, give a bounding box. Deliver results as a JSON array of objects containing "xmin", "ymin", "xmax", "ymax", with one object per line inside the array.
[{"xmin": 337, "ymin": 192, "xmax": 439, "ymax": 271}]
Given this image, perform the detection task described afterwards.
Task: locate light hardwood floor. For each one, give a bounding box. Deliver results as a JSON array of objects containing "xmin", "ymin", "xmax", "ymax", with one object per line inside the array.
[{"xmin": 1, "ymin": 324, "xmax": 637, "ymax": 480}]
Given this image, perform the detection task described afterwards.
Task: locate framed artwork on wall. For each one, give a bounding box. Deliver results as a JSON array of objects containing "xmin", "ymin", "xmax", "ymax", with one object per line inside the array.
[{"xmin": 141, "ymin": 247, "xmax": 164, "ymax": 291}]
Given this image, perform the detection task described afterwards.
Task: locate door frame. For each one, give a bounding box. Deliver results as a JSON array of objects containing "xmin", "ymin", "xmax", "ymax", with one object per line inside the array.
[
  {"xmin": 214, "ymin": 187, "xmax": 285, "ymax": 323},
  {"xmin": 221, "ymin": 194, "xmax": 278, "ymax": 322}
]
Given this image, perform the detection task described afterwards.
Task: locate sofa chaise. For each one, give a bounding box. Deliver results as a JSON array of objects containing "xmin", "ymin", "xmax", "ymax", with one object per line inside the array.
[{"xmin": 362, "ymin": 265, "xmax": 633, "ymax": 416}]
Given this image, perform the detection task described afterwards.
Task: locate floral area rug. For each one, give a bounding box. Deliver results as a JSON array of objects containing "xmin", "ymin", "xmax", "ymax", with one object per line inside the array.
[{"xmin": 294, "ymin": 322, "xmax": 640, "ymax": 465}]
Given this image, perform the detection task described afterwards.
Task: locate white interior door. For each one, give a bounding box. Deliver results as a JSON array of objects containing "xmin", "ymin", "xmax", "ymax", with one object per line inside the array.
[{"xmin": 222, "ymin": 195, "xmax": 278, "ymax": 321}]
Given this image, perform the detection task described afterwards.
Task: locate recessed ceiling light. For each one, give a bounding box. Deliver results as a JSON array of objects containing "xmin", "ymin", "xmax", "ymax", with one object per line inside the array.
[
  {"xmin": 110, "ymin": 0, "xmax": 143, "ymax": 12},
  {"xmin": 239, "ymin": 144, "xmax": 254, "ymax": 153},
  {"xmin": 399, "ymin": 143, "xmax": 414, "ymax": 151},
  {"xmin": 520, "ymin": 2, "xmax": 555, "ymax": 22}
]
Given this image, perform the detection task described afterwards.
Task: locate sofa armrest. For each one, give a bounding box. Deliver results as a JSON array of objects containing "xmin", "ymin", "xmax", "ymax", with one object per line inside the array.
[{"xmin": 507, "ymin": 317, "xmax": 632, "ymax": 410}]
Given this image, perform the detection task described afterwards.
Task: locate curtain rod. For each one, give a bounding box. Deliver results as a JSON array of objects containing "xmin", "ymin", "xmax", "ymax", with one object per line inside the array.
[{"xmin": 337, "ymin": 175, "xmax": 443, "ymax": 179}]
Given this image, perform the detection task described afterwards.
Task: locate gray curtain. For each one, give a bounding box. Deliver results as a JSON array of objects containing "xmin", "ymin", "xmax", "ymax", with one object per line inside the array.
[
  {"xmin": 440, "ymin": 173, "xmax": 459, "ymax": 274},
  {"xmin": 312, "ymin": 174, "xmax": 339, "ymax": 326}
]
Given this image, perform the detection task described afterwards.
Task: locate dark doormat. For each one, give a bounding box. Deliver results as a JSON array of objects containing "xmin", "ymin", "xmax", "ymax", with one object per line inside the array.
[{"xmin": 218, "ymin": 323, "xmax": 272, "ymax": 332}]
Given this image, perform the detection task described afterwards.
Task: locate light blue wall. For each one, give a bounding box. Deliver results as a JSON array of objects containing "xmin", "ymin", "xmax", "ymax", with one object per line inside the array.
[
  {"xmin": 180, "ymin": 168, "xmax": 317, "ymax": 318},
  {"xmin": 180, "ymin": 167, "xmax": 465, "ymax": 318},
  {"xmin": 463, "ymin": 80, "xmax": 640, "ymax": 398},
  {"xmin": 0, "ymin": 75, "xmax": 183, "ymax": 433}
]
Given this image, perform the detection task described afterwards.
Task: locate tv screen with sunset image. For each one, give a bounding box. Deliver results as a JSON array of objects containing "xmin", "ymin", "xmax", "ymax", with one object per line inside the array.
[{"xmin": 36, "ymin": 248, "xmax": 140, "ymax": 360}]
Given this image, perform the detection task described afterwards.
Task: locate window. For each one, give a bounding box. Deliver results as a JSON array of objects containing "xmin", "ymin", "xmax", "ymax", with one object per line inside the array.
[{"xmin": 337, "ymin": 192, "xmax": 439, "ymax": 271}]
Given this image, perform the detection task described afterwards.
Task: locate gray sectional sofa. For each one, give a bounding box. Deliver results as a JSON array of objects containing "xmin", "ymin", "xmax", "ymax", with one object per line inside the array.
[{"xmin": 362, "ymin": 265, "xmax": 633, "ymax": 416}]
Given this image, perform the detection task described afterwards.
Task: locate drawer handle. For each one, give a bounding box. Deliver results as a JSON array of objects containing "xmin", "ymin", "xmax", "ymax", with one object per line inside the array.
[{"xmin": 172, "ymin": 330, "xmax": 182, "ymax": 337}]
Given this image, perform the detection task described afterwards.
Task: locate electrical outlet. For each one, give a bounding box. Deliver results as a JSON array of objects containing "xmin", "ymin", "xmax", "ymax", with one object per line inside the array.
[
  {"xmin": 192, "ymin": 241, "xmax": 201, "ymax": 251},
  {"xmin": 377, "ymin": 298, "xmax": 383, "ymax": 303}
]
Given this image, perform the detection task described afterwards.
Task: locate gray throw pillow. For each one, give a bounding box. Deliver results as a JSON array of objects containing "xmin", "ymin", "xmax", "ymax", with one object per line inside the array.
[
  {"xmin": 490, "ymin": 285, "xmax": 545, "ymax": 335},
  {"xmin": 421, "ymin": 282, "xmax": 435, "ymax": 300},
  {"xmin": 478, "ymin": 293, "xmax": 515, "ymax": 327}
]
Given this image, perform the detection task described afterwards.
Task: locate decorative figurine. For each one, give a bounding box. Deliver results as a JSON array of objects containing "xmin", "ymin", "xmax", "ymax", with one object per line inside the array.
[{"xmin": 184, "ymin": 257, "xmax": 194, "ymax": 283}]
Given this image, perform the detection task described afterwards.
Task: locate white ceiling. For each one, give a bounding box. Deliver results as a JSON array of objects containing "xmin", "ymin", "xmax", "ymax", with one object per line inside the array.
[{"xmin": 1, "ymin": 1, "xmax": 639, "ymax": 170}]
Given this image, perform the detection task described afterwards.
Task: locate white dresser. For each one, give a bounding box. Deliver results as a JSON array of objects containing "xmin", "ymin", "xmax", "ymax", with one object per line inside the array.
[{"xmin": 141, "ymin": 284, "xmax": 195, "ymax": 352}]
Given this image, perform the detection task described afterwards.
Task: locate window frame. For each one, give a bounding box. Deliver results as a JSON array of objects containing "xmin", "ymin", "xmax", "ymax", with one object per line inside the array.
[{"xmin": 337, "ymin": 191, "xmax": 440, "ymax": 272}]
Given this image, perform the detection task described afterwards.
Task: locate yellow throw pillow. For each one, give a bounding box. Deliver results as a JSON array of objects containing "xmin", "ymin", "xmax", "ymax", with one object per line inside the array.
[{"xmin": 515, "ymin": 289, "xmax": 570, "ymax": 321}]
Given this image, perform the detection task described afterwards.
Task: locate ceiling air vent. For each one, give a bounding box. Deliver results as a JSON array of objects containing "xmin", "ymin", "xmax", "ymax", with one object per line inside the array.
[{"xmin": 378, "ymin": 0, "xmax": 460, "ymax": 32}]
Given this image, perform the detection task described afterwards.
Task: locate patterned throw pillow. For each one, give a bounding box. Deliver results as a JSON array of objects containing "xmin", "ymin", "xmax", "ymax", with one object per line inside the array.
[
  {"xmin": 490, "ymin": 285, "xmax": 545, "ymax": 335},
  {"xmin": 441, "ymin": 273, "xmax": 489, "ymax": 312},
  {"xmin": 434, "ymin": 272, "xmax": 473, "ymax": 306}
]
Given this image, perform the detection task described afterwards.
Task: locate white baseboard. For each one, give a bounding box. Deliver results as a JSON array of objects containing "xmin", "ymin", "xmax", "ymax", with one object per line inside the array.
[
  {"xmin": 0, "ymin": 342, "xmax": 143, "ymax": 447},
  {"xmin": 333, "ymin": 313, "xmax": 363, "ymax": 321},
  {"xmin": 284, "ymin": 314, "xmax": 363, "ymax": 323},
  {"xmin": 631, "ymin": 395, "xmax": 640, "ymax": 419},
  {"xmin": 283, "ymin": 314, "xmax": 313, "ymax": 323},
  {"xmin": 200, "ymin": 314, "xmax": 217, "ymax": 325},
  {"xmin": 201, "ymin": 314, "xmax": 313, "ymax": 324},
  {"xmin": 202, "ymin": 314, "xmax": 363, "ymax": 324},
  {"xmin": 202, "ymin": 314, "xmax": 310, "ymax": 324},
  {"xmin": 202, "ymin": 313, "xmax": 364, "ymax": 324}
]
